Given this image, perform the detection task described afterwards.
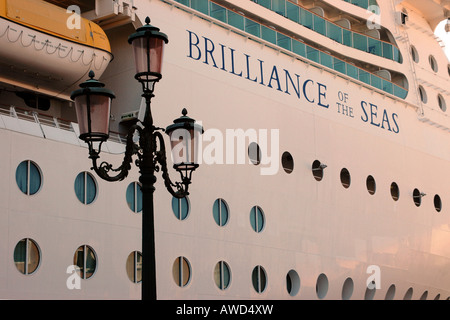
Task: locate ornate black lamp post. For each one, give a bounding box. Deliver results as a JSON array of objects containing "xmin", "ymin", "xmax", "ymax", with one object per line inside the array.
[{"xmin": 70, "ymin": 17, "xmax": 203, "ymax": 300}]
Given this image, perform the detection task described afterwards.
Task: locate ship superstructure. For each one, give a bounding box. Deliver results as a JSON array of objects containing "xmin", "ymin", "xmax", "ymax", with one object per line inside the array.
[{"xmin": 0, "ymin": 0, "xmax": 449, "ymax": 300}]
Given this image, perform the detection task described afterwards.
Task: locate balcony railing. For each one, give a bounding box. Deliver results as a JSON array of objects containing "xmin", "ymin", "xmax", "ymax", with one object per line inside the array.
[
  {"xmin": 250, "ymin": 0, "xmax": 401, "ymax": 63},
  {"xmin": 170, "ymin": 0, "xmax": 409, "ymax": 99},
  {"xmin": 343, "ymin": 0, "xmax": 378, "ymax": 10}
]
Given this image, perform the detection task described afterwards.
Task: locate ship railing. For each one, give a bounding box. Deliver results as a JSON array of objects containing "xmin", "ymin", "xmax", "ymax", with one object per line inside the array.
[
  {"xmin": 0, "ymin": 104, "xmax": 127, "ymax": 144},
  {"xmin": 249, "ymin": 0, "xmax": 401, "ymax": 63},
  {"xmin": 167, "ymin": 0, "xmax": 408, "ymax": 99},
  {"xmin": 343, "ymin": 0, "xmax": 378, "ymax": 11}
]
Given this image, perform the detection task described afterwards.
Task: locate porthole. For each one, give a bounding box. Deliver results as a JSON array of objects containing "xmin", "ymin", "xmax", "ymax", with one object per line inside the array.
[
  {"xmin": 250, "ymin": 205, "xmax": 265, "ymax": 233},
  {"xmin": 126, "ymin": 182, "xmax": 142, "ymax": 213},
  {"xmin": 281, "ymin": 151, "xmax": 294, "ymax": 174},
  {"xmin": 252, "ymin": 265, "xmax": 267, "ymax": 293},
  {"xmin": 16, "ymin": 160, "xmax": 42, "ymax": 195},
  {"xmin": 341, "ymin": 277, "xmax": 354, "ymax": 300},
  {"xmin": 312, "ymin": 160, "xmax": 326, "ymax": 181},
  {"xmin": 340, "ymin": 168, "xmax": 351, "ymax": 189},
  {"xmin": 429, "ymin": 55, "xmax": 438, "ymax": 72},
  {"xmin": 286, "ymin": 270, "xmax": 300, "ymax": 297},
  {"xmin": 434, "ymin": 294, "xmax": 441, "ymax": 300},
  {"xmin": 126, "ymin": 251, "xmax": 142, "ymax": 283},
  {"xmin": 438, "ymin": 94, "xmax": 447, "ymax": 112},
  {"xmin": 13, "ymin": 238, "xmax": 40, "ymax": 275},
  {"xmin": 385, "ymin": 284, "xmax": 396, "ymax": 300},
  {"xmin": 390, "ymin": 182, "xmax": 400, "ymax": 201},
  {"xmin": 420, "ymin": 290, "xmax": 428, "ymax": 300},
  {"xmin": 410, "ymin": 45, "xmax": 419, "ymax": 63},
  {"xmin": 316, "ymin": 273, "xmax": 329, "ymax": 299},
  {"xmin": 413, "ymin": 188, "xmax": 422, "ymax": 207},
  {"xmin": 434, "ymin": 194, "xmax": 442, "ymax": 212},
  {"xmin": 73, "ymin": 245, "xmax": 97, "ymax": 279},
  {"xmin": 214, "ymin": 261, "xmax": 231, "ymax": 290},
  {"xmin": 364, "ymin": 281, "xmax": 377, "ymax": 300},
  {"xmin": 74, "ymin": 171, "xmax": 97, "ymax": 205},
  {"xmin": 213, "ymin": 198, "xmax": 229, "ymax": 226},
  {"xmin": 366, "ymin": 175, "xmax": 376, "ymax": 195},
  {"xmin": 173, "ymin": 256, "xmax": 191, "ymax": 287},
  {"xmin": 172, "ymin": 196, "xmax": 190, "ymax": 220},
  {"xmin": 248, "ymin": 142, "xmax": 261, "ymax": 165},
  {"xmin": 418, "ymin": 86, "xmax": 427, "ymax": 104},
  {"xmin": 403, "ymin": 287, "xmax": 414, "ymax": 300}
]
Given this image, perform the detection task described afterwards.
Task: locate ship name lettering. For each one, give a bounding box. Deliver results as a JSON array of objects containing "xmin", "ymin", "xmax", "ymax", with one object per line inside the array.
[
  {"xmin": 360, "ymin": 101, "xmax": 399, "ymax": 134},
  {"xmin": 187, "ymin": 30, "xmax": 329, "ymax": 109}
]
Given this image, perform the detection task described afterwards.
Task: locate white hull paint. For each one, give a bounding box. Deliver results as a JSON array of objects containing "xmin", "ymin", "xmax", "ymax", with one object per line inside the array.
[{"xmin": 0, "ymin": 0, "xmax": 449, "ymax": 300}]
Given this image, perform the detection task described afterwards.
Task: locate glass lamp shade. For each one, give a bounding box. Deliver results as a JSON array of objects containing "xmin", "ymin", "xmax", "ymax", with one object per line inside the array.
[
  {"xmin": 166, "ymin": 109, "xmax": 204, "ymax": 175},
  {"xmin": 128, "ymin": 17, "xmax": 168, "ymax": 84},
  {"xmin": 70, "ymin": 71, "xmax": 115, "ymax": 142}
]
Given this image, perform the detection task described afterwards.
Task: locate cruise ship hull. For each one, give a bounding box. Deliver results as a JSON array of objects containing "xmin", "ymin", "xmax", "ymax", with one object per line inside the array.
[{"xmin": 0, "ymin": 0, "xmax": 449, "ymax": 300}]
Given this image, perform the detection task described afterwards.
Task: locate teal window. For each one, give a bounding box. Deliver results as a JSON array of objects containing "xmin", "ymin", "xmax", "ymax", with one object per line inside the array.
[
  {"xmin": 213, "ymin": 198, "xmax": 229, "ymax": 226},
  {"xmin": 307, "ymin": 46, "xmax": 319, "ymax": 63},
  {"xmin": 214, "ymin": 261, "xmax": 231, "ymax": 290},
  {"xmin": 383, "ymin": 80, "xmax": 393, "ymax": 94},
  {"xmin": 126, "ymin": 182, "xmax": 142, "ymax": 213},
  {"xmin": 286, "ymin": 2, "xmax": 299, "ymax": 23},
  {"xmin": 313, "ymin": 15, "xmax": 326, "ymax": 36},
  {"xmin": 359, "ymin": 69, "xmax": 371, "ymax": 85},
  {"xmin": 333, "ymin": 58, "xmax": 346, "ymax": 73},
  {"xmin": 272, "ymin": 0, "xmax": 285, "ymax": 15},
  {"xmin": 292, "ymin": 40, "xmax": 306, "ymax": 57},
  {"xmin": 347, "ymin": 64, "xmax": 359, "ymax": 80},
  {"xmin": 74, "ymin": 171, "xmax": 97, "ymax": 205},
  {"xmin": 261, "ymin": 25, "xmax": 276, "ymax": 44},
  {"xmin": 353, "ymin": 33, "xmax": 367, "ymax": 52},
  {"xmin": 175, "ymin": 0, "xmax": 190, "ymax": 5},
  {"xmin": 257, "ymin": 0, "xmax": 271, "ymax": 10},
  {"xmin": 328, "ymin": 22, "xmax": 342, "ymax": 43},
  {"xmin": 245, "ymin": 19, "xmax": 260, "ymax": 37},
  {"xmin": 172, "ymin": 196, "xmax": 190, "ymax": 220},
  {"xmin": 383, "ymin": 43, "xmax": 393, "ymax": 60},
  {"xmin": 250, "ymin": 205, "xmax": 265, "ymax": 233},
  {"xmin": 368, "ymin": 38, "xmax": 381, "ymax": 55},
  {"xmin": 342, "ymin": 29, "xmax": 352, "ymax": 46},
  {"xmin": 210, "ymin": 3, "xmax": 227, "ymax": 22},
  {"xmin": 16, "ymin": 160, "xmax": 42, "ymax": 195},
  {"xmin": 228, "ymin": 11, "xmax": 244, "ymax": 30},
  {"xmin": 300, "ymin": 8, "xmax": 313, "ymax": 29},
  {"xmin": 74, "ymin": 245, "xmax": 97, "ymax": 279},
  {"xmin": 371, "ymin": 74, "xmax": 382, "ymax": 90},
  {"xmin": 277, "ymin": 32, "xmax": 291, "ymax": 50},
  {"xmin": 191, "ymin": 0, "xmax": 209, "ymax": 14},
  {"xmin": 252, "ymin": 265, "xmax": 267, "ymax": 293},
  {"xmin": 320, "ymin": 52, "xmax": 333, "ymax": 69}
]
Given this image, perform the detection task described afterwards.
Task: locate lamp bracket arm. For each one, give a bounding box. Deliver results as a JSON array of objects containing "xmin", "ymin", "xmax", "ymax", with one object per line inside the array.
[
  {"xmin": 89, "ymin": 124, "xmax": 142, "ymax": 182},
  {"xmin": 154, "ymin": 130, "xmax": 189, "ymax": 198}
]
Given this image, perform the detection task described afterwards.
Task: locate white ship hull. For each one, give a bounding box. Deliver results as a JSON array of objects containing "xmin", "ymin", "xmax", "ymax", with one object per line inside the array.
[{"xmin": 0, "ymin": 0, "xmax": 449, "ymax": 300}]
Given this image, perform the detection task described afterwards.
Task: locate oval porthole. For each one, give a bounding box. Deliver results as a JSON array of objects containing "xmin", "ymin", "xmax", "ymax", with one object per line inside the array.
[
  {"xmin": 248, "ymin": 142, "xmax": 261, "ymax": 165},
  {"xmin": 366, "ymin": 175, "xmax": 376, "ymax": 195},
  {"xmin": 418, "ymin": 86, "xmax": 427, "ymax": 104},
  {"xmin": 316, "ymin": 273, "xmax": 329, "ymax": 299},
  {"xmin": 390, "ymin": 182, "xmax": 400, "ymax": 201},
  {"xmin": 410, "ymin": 45, "xmax": 419, "ymax": 63},
  {"xmin": 281, "ymin": 151, "xmax": 294, "ymax": 174},
  {"xmin": 342, "ymin": 277, "xmax": 354, "ymax": 300},
  {"xmin": 434, "ymin": 194, "xmax": 442, "ymax": 212},
  {"xmin": 438, "ymin": 94, "xmax": 447, "ymax": 112},
  {"xmin": 429, "ymin": 55, "xmax": 438, "ymax": 72},
  {"xmin": 340, "ymin": 168, "xmax": 351, "ymax": 189},
  {"xmin": 286, "ymin": 269, "xmax": 301, "ymax": 297},
  {"xmin": 413, "ymin": 188, "xmax": 422, "ymax": 207},
  {"xmin": 312, "ymin": 160, "xmax": 326, "ymax": 181}
]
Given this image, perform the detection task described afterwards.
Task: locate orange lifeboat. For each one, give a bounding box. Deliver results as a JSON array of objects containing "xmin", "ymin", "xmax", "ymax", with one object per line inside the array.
[{"xmin": 0, "ymin": 0, "xmax": 113, "ymax": 99}]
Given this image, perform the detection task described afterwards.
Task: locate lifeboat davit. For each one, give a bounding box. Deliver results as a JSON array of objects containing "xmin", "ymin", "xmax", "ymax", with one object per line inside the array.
[{"xmin": 0, "ymin": 0, "xmax": 113, "ymax": 99}]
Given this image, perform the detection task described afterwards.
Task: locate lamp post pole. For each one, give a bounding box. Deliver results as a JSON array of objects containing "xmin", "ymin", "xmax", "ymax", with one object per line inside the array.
[{"xmin": 70, "ymin": 18, "xmax": 203, "ymax": 300}]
